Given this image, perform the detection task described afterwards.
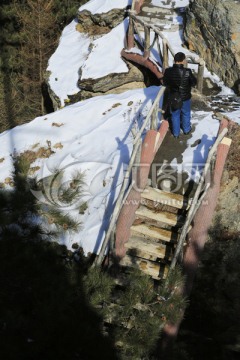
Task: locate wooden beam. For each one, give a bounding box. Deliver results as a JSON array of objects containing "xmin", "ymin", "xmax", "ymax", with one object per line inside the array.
[
  {"xmin": 135, "ymin": 206, "xmax": 184, "ymax": 227},
  {"xmin": 156, "ymin": 35, "xmax": 163, "ymax": 65},
  {"xmin": 221, "ymin": 137, "xmax": 232, "ymax": 146},
  {"xmin": 131, "ymin": 223, "xmax": 179, "ymax": 242},
  {"xmin": 197, "ymin": 59, "xmax": 205, "ymax": 93},
  {"xmin": 162, "ymin": 39, "xmax": 169, "ymax": 71},
  {"xmin": 120, "ymin": 254, "xmax": 169, "ymax": 279},
  {"xmin": 142, "ymin": 186, "xmax": 190, "ymax": 209},
  {"xmin": 127, "ymin": 17, "xmax": 135, "ymax": 49},
  {"xmin": 125, "ymin": 235, "xmax": 168, "ymax": 260},
  {"xmin": 143, "ymin": 25, "xmax": 150, "ymax": 59}
]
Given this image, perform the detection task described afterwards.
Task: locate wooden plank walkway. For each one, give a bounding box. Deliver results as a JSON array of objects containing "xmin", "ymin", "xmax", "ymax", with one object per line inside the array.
[{"xmin": 120, "ymin": 185, "xmax": 190, "ymax": 280}]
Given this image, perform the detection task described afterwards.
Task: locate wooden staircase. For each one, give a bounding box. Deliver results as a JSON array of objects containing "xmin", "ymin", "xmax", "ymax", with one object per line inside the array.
[{"xmin": 120, "ymin": 186, "xmax": 191, "ymax": 280}]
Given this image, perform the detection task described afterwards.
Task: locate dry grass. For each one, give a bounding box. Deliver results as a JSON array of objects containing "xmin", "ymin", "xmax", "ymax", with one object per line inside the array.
[
  {"xmin": 226, "ymin": 123, "xmax": 240, "ymax": 179},
  {"xmin": 19, "ymin": 145, "xmax": 55, "ymax": 165}
]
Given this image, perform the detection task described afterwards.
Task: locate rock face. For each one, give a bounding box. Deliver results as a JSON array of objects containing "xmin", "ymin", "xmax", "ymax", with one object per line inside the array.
[
  {"xmin": 77, "ymin": 62, "xmax": 158, "ymax": 101},
  {"xmin": 185, "ymin": 0, "xmax": 240, "ymax": 94},
  {"xmin": 214, "ymin": 124, "xmax": 240, "ymax": 233},
  {"xmin": 70, "ymin": 6, "xmax": 158, "ymax": 101},
  {"xmin": 77, "ymin": 7, "xmax": 130, "ymax": 35}
]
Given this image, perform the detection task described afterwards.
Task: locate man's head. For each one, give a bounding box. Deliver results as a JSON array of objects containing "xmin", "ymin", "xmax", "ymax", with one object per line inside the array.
[{"xmin": 174, "ymin": 52, "xmax": 186, "ymax": 64}]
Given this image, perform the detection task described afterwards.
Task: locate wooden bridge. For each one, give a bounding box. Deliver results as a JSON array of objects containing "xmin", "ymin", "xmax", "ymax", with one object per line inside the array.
[
  {"xmin": 92, "ymin": 0, "xmax": 233, "ymax": 352},
  {"xmin": 91, "ymin": 4, "xmax": 231, "ymax": 302},
  {"xmin": 94, "ymin": 1, "xmax": 232, "ymax": 278},
  {"xmin": 94, "ymin": 80, "xmax": 229, "ymax": 280}
]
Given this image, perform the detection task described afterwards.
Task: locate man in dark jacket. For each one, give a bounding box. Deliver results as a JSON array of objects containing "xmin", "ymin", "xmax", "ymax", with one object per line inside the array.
[{"xmin": 163, "ymin": 52, "xmax": 197, "ymax": 138}]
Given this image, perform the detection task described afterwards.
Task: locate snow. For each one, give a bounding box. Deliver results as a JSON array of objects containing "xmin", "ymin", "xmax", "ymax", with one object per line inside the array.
[
  {"xmin": 222, "ymin": 108, "xmax": 240, "ymax": 125},
  {"xmin": 0, "ymin": 88, "xmax": 156, "ymax": 253},
  {"xmin": 80, "ymin": 20, "xmax": 129, "ymax": 80},
  {"xmin": 47, "ymin": 19, "xmax": 91, "ymax": 107},
  {"xmin": 151, "ymin": 0, "xmax": 189, "ymax": 8},
  {"xmin": 1, "ymin": 0, "xmax": 239, "ymax": 254},
  {"xmin": 171, "ymin": 112, "xmax": 220, "ymax": 183}
]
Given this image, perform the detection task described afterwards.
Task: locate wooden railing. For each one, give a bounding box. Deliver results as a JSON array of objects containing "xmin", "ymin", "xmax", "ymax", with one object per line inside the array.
[
  {"xmin": 126, "ymin": 10, "xmax": 205, "ymax": 93},
  {"xmin": 95, "ymin": 86, "xmax": 166, "ymax": 266},
  {"xmin": 168, "ymin": 127, "xmax": 228, "ymax": 273},
  {"xmin": 94, "ymin": 2, "xmax": 207, "ymax": 267}
]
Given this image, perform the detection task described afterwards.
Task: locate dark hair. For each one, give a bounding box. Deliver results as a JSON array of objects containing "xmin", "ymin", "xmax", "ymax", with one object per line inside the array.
[{"xmin": 174, "ymin": 52, "xmax": 186, "ymax": 63}]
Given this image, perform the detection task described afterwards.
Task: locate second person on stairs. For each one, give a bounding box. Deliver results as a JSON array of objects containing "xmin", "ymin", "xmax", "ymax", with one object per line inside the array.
[{"xmin": 162, "ymin": 52, "xmax": 197, "ymax": 138}]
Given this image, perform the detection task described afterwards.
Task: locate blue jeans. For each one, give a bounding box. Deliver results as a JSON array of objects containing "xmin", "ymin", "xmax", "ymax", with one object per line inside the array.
[{"xmin": 171, "ymin": 99, "xmax": 191, "ymax": 137}]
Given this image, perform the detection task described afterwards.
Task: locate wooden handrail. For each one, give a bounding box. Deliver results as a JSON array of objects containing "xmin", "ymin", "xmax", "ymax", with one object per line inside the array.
[
  {"xmin": 133, "ymin": 86, "xmax": 166, "ymax": 145},
  {"xmin": 127, "ymin": 11, "xmax": 205, "ymax": 93},
  {"xmin": 129, "ymin": 13, "xmax": 201, "ymax": 64},
  {"xmin": 94, "ymin": 9, "xmax": 207, "ymax": 266},
  {"xmin": 95, "ymin": 140, "xmax": 141, "ymax": 266},
  {"xmin": 129, "ymin": 13, "xmax": 175, "ymax": 58},
  {"xmin": 168, "ymin": 127, "xmax": 228, "ymax": 273},
  {"xmin": 94, "ymin": 86, "xmax": 166, "ymax": 266}
]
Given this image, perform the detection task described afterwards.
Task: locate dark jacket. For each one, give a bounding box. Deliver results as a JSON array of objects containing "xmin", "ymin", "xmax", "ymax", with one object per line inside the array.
[{"xmin": 163, "ymin": 64, "xmax": 197, "ymax": 101}]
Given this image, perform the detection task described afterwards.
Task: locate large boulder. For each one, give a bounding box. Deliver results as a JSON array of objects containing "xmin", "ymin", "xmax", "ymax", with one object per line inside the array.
[
  {"xmin": 79, "ymin": 62, "xmax": 149, "ymax": 92},
  {"xmin": 48, "ymin": 6, "xmax": 155, "ymax": 106},
  {"xmin": 70, "ymin": 5, "xmax": 159, "ymax": 102},
  {"xmin": 185, "ymin": 0, "xmax": 240, "ymax": 94},
  {"xmin": 76, "ymin": 7, "xmax": 130, "ymax": 35},
  {"xmin": 73, "ymin": 62, "xmax": 158, "ymax": 101}
]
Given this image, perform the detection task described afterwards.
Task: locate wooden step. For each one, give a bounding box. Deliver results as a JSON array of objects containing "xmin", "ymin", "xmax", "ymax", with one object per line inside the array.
[
  {"xmin": 131, "ymin": 223, "xmax": 178, "ymax": 243},
  {"xmin": 141, "ymin": 6, "xmax": 173, "ymax": 15},
  {"xmin": 125, "ymin": 235, "xmax": 171, "ymax": 261},
  {"xmin": 120, "ymin": 255, "xmax": 168, "ymax": 280},
  {"xmin": 140, "ymin": 197, "xmax": 179, "ymax": 214},
  {"xmin": 141, "ymin": 187, "xmax": 190, "ymax": 209},
  {"xmin": 135, "ymin": 206, "xmax": 184, "ymax": 227}
]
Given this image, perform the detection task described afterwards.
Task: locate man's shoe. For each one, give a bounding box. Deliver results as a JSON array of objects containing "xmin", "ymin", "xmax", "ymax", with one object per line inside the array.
[
  {"xmin": 173, "ymin": 135, "xmax": 179, "ymax": 139},
  {"xmin": 183, "ymin": 127, "xmax": 192, "ymax": 135}
]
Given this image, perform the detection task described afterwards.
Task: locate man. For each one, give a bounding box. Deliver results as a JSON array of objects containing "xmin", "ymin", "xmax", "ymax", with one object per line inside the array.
[{"xmin": 163, "ymin": 52, "xmax": 197, "ymax": 138}]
